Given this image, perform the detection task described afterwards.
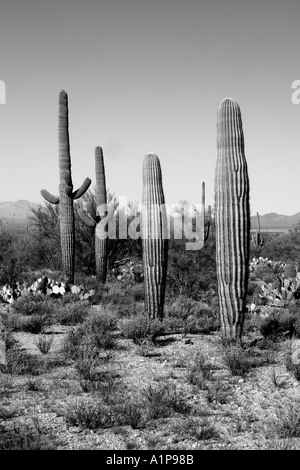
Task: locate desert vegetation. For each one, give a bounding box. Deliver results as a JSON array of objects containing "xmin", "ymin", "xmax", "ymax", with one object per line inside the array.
[{"xmin": 0, "ymin": 94, "xmax": 300, "ymax": 450}]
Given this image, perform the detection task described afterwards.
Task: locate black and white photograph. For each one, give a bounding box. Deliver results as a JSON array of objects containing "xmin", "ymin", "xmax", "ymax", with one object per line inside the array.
[{"xmin": 0, "ymin": 0, "xmax": 299, "ymax": 454}]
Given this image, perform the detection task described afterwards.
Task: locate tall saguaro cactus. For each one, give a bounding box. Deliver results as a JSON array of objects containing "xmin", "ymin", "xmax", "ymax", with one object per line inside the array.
[
  {"xmin": 215, "ymin": 98, "xmax": 250, "ymax": 340},
  {"xmin": 78, "ymin": 146, "xmax": 108, "ymax": 283},
  {"xmin": 252, "ymin": 212, "xmax": 264, "ymax": 247},
  {"xmin": 41, "ymin": 90, "xmax": 91, "ymax": 283},
  {"xmin": 142, "ymin": 153, "xmax": 168, "ymax": 320}
]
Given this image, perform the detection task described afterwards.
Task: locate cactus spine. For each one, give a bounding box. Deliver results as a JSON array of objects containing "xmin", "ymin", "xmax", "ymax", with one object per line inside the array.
[
  {"xmin": 41, "ymin": 90, "xmax": 91, "ymax": 283},
  {"xmin": 142, "ymin": 153, "xmax": 168, "ymax": 320},
  {"xmin": 78, "ymin": 147, "xmax": 108, "ymax": 283},
  {"xmin": 215, "ymin": 98, "xmax": 250, "ymax": 340}
]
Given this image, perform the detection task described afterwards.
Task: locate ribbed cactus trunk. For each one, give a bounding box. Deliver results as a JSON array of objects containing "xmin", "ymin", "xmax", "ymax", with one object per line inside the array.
[
  {"xmin": 142, "ymin": 153, "xmax": 168, "ymax": 320},
  {"xmin": 41, "ymin": 90, "xmax": 91, "ymax": 284},
  {"xmin": 215, "ymin": 98, "xmax": 250, "ymax": 340},
  {"xmin": 77, "ymin": 147, "xmax": 108, "ymax": 283},
  {"xmin": 58, "ymin": 91, "xmax": 75, "ymax": 282},
  {"xmin": 252, "ymin": 212, "xmax": 264, "ymax": 247},
  {"xmin": 59, "ymin": 178, "xmax": 75, "ymax": 282},
  {"xmin": 95, "ymin": 147, "xmax": 108, "ymax": 283}
]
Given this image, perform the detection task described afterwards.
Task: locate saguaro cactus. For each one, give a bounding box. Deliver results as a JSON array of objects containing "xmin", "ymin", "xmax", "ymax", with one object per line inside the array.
[
  {"xmin": 215, "ymin": 98, "xmax": 250, "ymax": 340},
  {"xmin": 78, "ymin": 146, "xmax": 108, "ymax": 283},
  {"xmin": 142, "ymin": 153, "xmax": 168, "ymax": 320},
  {"xmin": 41, "ymin": 90, "xmax": 91, "ymax": 283},
  {"xmin": 252, "ymin": 212, "xmax": 264, "ymax": 247}
]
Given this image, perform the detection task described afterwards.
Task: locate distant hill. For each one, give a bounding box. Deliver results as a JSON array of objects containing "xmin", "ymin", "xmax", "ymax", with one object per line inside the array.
[
  {"xmin": 0, "ymin": 200, "xmax": 299, "ymax": 234},
  {"xmin": 251, "ymin": 212, "xmax": 300, "ymax": 231},
  {"xmin": 0, "ymin": 200, "xmax": 38, "ymax": 232}
]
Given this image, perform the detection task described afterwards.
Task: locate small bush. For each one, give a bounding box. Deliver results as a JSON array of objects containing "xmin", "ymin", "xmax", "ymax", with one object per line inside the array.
[
  {"xmin": 21, "ymin": 315, "xmax": 51, "ymax": 334},
  {"xmin": 272, "ymin": 403, "xmax": 300, "ymax": 439},
  {"xmin": 285, "ymin": 353, "xmax": 300, "ymax": 381},
  {"xmin": 222, "ymin": 344, "xmax": 252, "ymax": 377},
  {"xmin": 0, "ymin": 329, "xmax": 19, "ymax": 351},
  {"xmin": 206, "ymin": 380, "xmax": 232, "ymax": 404},
  {"xmin": 60, "ymin": 328, "xmax": 86, "ymax": 361},
  {"xmin": 0, "ymin": 349, "xmax": 49, "ymax": 376},
  {"xmin": 61, "ymin": 310, "xmax": 118, "ymax": 361},
  {"xmin": 65, "ymin": 398, "xmax": 116, "ymax": 429},
  {"xmin": 260, "ymin": 309, "xmax": 297, "ymax": 339},
  {"xmin": 117, "ymin": 401, "xmax": 146, "ymax": 429},
  {"xmin": 55, "ymin": 301, "xmax": 89, "ymax": 325},
  {"xmin": 12, "ymin": 295, "xmax": 53, "ymax": 316},
  {"xmin": 177, "ymin": 416, "xmax": 220, "ymax": 440},
  {"xmin": 141, "ymin": 383, "xmax": 187, "ymax": 420},
  {"xmin": 0, "ymin": 419, "xmax": 61, "ymax": 450},
  {"xmin": 130, "ymin": 284, "xmax": 145, "ymax": 302},
  {"xmin": 188, "ymin": 350, "xmax": 213, "ymax": 385},
  {"xmin": 165, "ymin": 297, "xmax": 219, "ymax": 334},
  {"xmin": 36, "ymin": 336, "xmax": 53, "ymax": 354},
  {"xmin": 26, "ymin": 378, "xmax": 42, "ymax": 391},
  {"xmin": 120, "ymin": 315, "xmax": 165, "ymax": 344}
]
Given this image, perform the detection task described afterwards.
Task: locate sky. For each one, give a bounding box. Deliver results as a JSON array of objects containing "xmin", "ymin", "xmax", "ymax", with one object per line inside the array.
[{"xmin": 0, "ymin": 0, "xmax": 299, "ymax": 216}]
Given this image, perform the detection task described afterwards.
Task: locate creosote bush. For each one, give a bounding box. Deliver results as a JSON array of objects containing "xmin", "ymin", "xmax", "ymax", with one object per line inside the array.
[
  {"xmin": 260, "ymin": 309, "xmax": 299, "ymax": 339},
  {"xmin": 120, "ymin": 314, "xmax": 165, "ymax": 344},
  {"xmin": 61, "ymin": 309, "xmax": 118, "ymax": 361}
]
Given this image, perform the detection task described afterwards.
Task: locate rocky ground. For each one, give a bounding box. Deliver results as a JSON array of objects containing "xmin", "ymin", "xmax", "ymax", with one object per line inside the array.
[{"xmin": 1, "ymin": 301, "xmax": 300, "ymax": 451}]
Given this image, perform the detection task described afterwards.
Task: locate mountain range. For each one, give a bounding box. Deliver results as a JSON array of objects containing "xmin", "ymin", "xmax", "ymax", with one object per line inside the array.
[
  {"xmin": 0, "ymin": 200, "xmax": 38, "ymax": 231},
  {"xmin": 250, "ymin": 212, "xmax": 300, "ymax": 231},
  {"xmin": 0, "ymin": 200, "xmax": 299, "ymax": 232}
]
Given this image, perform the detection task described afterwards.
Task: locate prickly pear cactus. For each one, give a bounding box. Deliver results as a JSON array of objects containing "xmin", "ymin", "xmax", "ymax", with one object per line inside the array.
[{"xmin": 215, "ymin": 98, "xmax": 250, "ymax": 340}]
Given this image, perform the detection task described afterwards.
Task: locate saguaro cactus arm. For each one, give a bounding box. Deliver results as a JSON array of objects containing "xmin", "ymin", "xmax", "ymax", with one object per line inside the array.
[
  {"xmin": 40, "ymin": 90, "xmax": 91, "ymax": 284},
  {"xmin": 41, "ymin": 189, "xmax": 60, "ymax": 205},
  {"xmin": 72, "ymin": 177, "xmax": 92, "ymax": 200},
  {"xmin": 77, "ymin": 208, "xmax": 97, "ymax": 227},
  {"xmin": 215, "ymin": 98, "xmax": 250, "ymax": 340}
]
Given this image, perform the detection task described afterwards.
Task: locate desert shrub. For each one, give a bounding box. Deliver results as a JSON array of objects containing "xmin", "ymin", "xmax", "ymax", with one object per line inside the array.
[
  {"xmin": 61, "ymin": 310, "xmax": 118, "ymax": 361},
  {"xmin": 221, "ymin": 343, "xmax": 253, "ymax": 376},
  {"xmin": 141, "ymin": 383, "xmax": 188, "ymax": 420},
  {"xmin": 0, "ymin": 349, "xmax": 49, "ymax": 376},
  {"xmin": 2, "ymin": 312, "xmax": 51, "ymax": 334},
  {"xmin": 11, "ymin": 294, "xmax": 53, "ymax": 316},
  {"xmin": 206, "ymin": 380, "xmax": 232, "ymax": 404},
  {"xmin": 272, "ymin": 402, "xmax": 300, "ymax": 439},
  {"xmin": 177, "ymin": 416, "xmax": 220, "ymax": 440},
  {"xmin": 130, "ymin": 284, "xmax": 145, "ymax": 302},
  {"xmin": 221, "ymin": 341, "xmax": 275, "ymax": 376},
  {"xmin": 165, "ymin": 296, "xmax": 219, "ymax": 334},
  {"xmin": 187, "ymin": 350, "xmax": 213, "ymax": 388},
  {"xmin": 0, "ymin": 419, "xmax": 60, "ymax": 450},
  {"xmin": 166, "ymin": 237, "xmax": 217, "ymax": 303},
  {"xmin": 60, "ymin": 328, "xmax": 86, "ymax": 361},
  {"xmin": 36, "ymin": 336, "xmax": 53, "ymax": 354},
  {"xmin": 120, "ymin": 314, "xmax": 165, "ymax": 344},
  {"xmin": 260, "ymin": 309, "xmax": 298, "ymax": 339},
  {"xmin": 285, "ymin": 352, "xmax": 300, "ymax": 381},
  {"xmin": 83, "ymin": 311, "xmax": 118, "ymax": 350},
  {"xmin": 21, "ymin": 315, "xmax": 52, "ymax": 334},
  {"xmin": 54, "ymin": 300, "xmax": 89, "ymax": 325},
  {"xmin": 0, "ymin": 329, "xmax": 19, "ymax": 351},
  {"xmin": 26, "ymin": 378, "xmax": 42, "ymax": 391},
  {"xmin": 102, "ymin": 282, "xmax": 129, "ymax": 306},
  {"xmin": 166, "ymin": 296, "xmax": 206, "ymax": 320},
  {"xmin": 65, "ymin": 398, "xmax": 116, "ymax": 429},
  {"xmin": 116, "ymin": 401, "xmax": 146, "ymax": 429}
]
